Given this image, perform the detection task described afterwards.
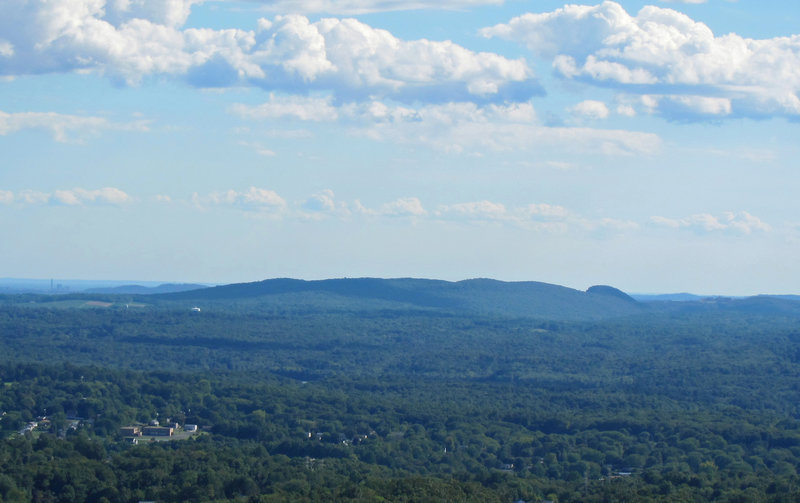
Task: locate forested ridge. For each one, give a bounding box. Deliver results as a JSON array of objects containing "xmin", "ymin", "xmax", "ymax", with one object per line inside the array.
[{"xmin": 1, "ymin": 285, "xmax": 800, "ymax": 501}]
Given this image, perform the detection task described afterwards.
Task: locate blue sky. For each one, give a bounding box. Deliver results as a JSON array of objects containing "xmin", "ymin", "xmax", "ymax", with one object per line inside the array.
[{"xmin": 1, "ymin": 0, "xmax": 799, "ymax": 295}]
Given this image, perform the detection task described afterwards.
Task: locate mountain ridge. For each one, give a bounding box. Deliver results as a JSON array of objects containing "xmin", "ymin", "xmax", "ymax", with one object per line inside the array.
[{"xmin": 154, "ymin": 277, "xmax": 645, "ymax": 320}]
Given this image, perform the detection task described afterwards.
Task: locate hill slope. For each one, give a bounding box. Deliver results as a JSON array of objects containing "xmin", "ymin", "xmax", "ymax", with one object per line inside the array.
[
  {"xmin": 85, "ymin": 283, "xmax": 208, "ymax": 295},
  {"xmin": 155, "ymin": 277, "xmax": 645, "ymax": 320}
]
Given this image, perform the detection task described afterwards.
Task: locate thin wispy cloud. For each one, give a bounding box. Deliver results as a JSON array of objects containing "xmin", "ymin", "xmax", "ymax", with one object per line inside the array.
[
  {"xmin": 0, "ymin": 183, "xmax": 779, "ymax": 245},
  {"xmin": 650, "ymin": 212, "xmax": 771, "ymax": 234},
  {"xmin": 191, "ymin": 187, "xmax": 287, "ymax": 212},
  {"xmin": 233, "ymin": 98, "xmax": 661, "ymax": 155},
  {"xmin": 0, "ymin": 110, "xmax": 148, "ymax": 142},
  {"xmin": 0, "ymin": 188, "xmax": 133, "ymax": 206}
]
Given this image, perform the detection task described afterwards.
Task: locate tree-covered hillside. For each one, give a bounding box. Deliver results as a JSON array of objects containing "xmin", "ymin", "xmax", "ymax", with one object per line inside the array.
[{"xmin": 153, "ymin": 277, "xmax": 647, "ymax": 320}]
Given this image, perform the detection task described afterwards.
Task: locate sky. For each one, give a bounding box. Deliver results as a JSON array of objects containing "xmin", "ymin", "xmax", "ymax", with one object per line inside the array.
[{"xmin": 1, "ymin": 0, "xmax": 799, "ymax": 295}]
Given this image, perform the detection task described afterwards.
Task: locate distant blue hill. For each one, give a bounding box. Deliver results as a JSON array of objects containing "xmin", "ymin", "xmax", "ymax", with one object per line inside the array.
[
  {"xmin": 154, "ymin": 277, "xmax": 646, "ymax": 320},
  {"xmin": 758, "ymin": 294, "xmax": 800, "ymax": 302},
  {"xmin": 150, "ymin": 277, "xmax": 800, "ymax": 320},
  {"xmin": 633, "ymin": 293, "xmax": 800, "ymax": 304},
  {"xmin": 6, "ymin": 276, "xmax": 797, "ymax": 320},
  {"xmin": 631, "ymin": 293, "xmax": 711, "ymax": 302},
  {"xmin": 84, "ymin": 283, "xmax": 208, "ymax": 295}
]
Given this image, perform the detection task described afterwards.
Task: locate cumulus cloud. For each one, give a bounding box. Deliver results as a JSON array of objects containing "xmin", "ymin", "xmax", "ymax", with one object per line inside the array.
[
  {"xmin": 650, "ymin": 211, "xmax": 771, "ymax": 234},
  {"xmin": 482, "ymin": 1, "xmax": 800, "ymax": 119},
  {"xmin": 569, "ymin": 100, "xmax": 610, "ymax": 120},
  {"xmin": 0, "ymin": 110, "xmax": 148, "ymax": 142},
  {"xmin": 300, "ymin": 189, "xmax": 352, "ymax": 219},
  {"xmin": 246, "ymin": 0, "xmax": 503, "ymax": 15},
  {"xmin": 303, "ymin": 189, "xmax": 337, "ymax": 212},
  {"xmin": 0, "ymin": 2, "xmax": 538, "ymax": 103},
  {"xmin": 616, "ymin": 104, "xmax": 637, "ymax": 117},
  {"xmin": 0, "ymin": 187, "xmax": 132, "ymax": 206}
]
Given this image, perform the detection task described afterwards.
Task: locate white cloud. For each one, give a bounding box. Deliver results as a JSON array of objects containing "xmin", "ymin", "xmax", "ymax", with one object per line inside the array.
[
  {"xmin": 595, "ymin": 218, "xmax": 639, "ymax": 231},
  {"xmin": 482, "ymin": 1, "xmax": 800, "ymax": 119},
  {"xmin": 230, "ymin": 94, "xmax": 339, "ymax": 121},
  {"xmin": 0, "ymin": 187, "xmax": 132, "ymax": 206},
  {"xmin": 330, "ymin": 103, "xmax": 661, "ymax": 155},
  {"xmin": 242, "ymin": 187, "xmax": 285, "ymax": 207},
  {"xmin": 245, "ymin": 0, "xmax": 503, "ymax": 15},
  {"xmin": 520, "ymin": 203, "xmax": 568, "ymax": 220},
  {"xmin": 302, "ymin": 189, "xmax": 342, "ymax": 214},
  {"xmin": 650, "ymin": 211, "xmax": 771, "ymax": 234},
  {"xmin": 569, "ymin": 100, "xmax": 610, "ymax": 119},
  {"xmin": 616, "ymin": 104, "xmax": 636, "ymax": 117},
  {"xmin": 52, "ymin": 190, "xmax": 82, "ymax": 206},
  {"xmin": 0, "ymin": 3, "xmax": 537, "ymax": 103},
  {"xmin": 17, "ymin": 190, "xmax": 51, "ymax": 205},
  {"xmin": 104, "ymin": 0, "xmax": 200, "ymax": 28},
  {"xmin": 0, "ymin": 110, "xmax": 148, "ymax": 141},
  {"xmin": 624, "ymin": 94, "xmax": 733, "ymax": 120},
  {"xmin": 0, "ymin": 190, "xmax": 14, "ymax": 205},
  {"xmin": 724, "ymin": 211, "xmax": 771, "ymax": 234},
  {"xmin": 52, "ymin": 187, "xmax": 133, "ymax": 205},
  {"xmin": 0, "ymin": 40, "xmax": 13, "ymax": 57},
  {"xmin": 431, "ymin": 200, "xmax": 586, "ymax": 233},
  {"xmin": 192, "ymin": 187, "xmax": 287, "ymax": 212},
  {"xmin": 379, "ymin": 197, "xmax": 427, "ymax": 217},
  {"xmin": 435, "ymin": 200, "xmax": 507, "ymax": 220}
]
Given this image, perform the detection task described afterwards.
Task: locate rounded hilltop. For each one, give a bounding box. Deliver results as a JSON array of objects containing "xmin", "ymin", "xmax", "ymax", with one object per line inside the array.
[{"xmin": 586, "ymin": 285, "xmax": 637, "ymax": 303}]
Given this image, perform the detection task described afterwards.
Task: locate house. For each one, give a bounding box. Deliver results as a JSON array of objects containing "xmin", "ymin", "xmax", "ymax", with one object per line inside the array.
[
  {"xmin": 143, "ymin": 426, "xmax": 174, "ymax": 436},
  {"xmin": 184, "ymin": 424, "xmax": 198, "ymax": 432},
  {"xmin": 120, "ymin": 426, "xmax": 141, "ymax": 437}
]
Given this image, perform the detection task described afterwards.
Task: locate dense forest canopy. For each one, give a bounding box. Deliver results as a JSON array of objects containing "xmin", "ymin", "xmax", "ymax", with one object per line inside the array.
[{"xmin": 0, "ymin": 278, "xmax": 799, "ymax": 502}]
